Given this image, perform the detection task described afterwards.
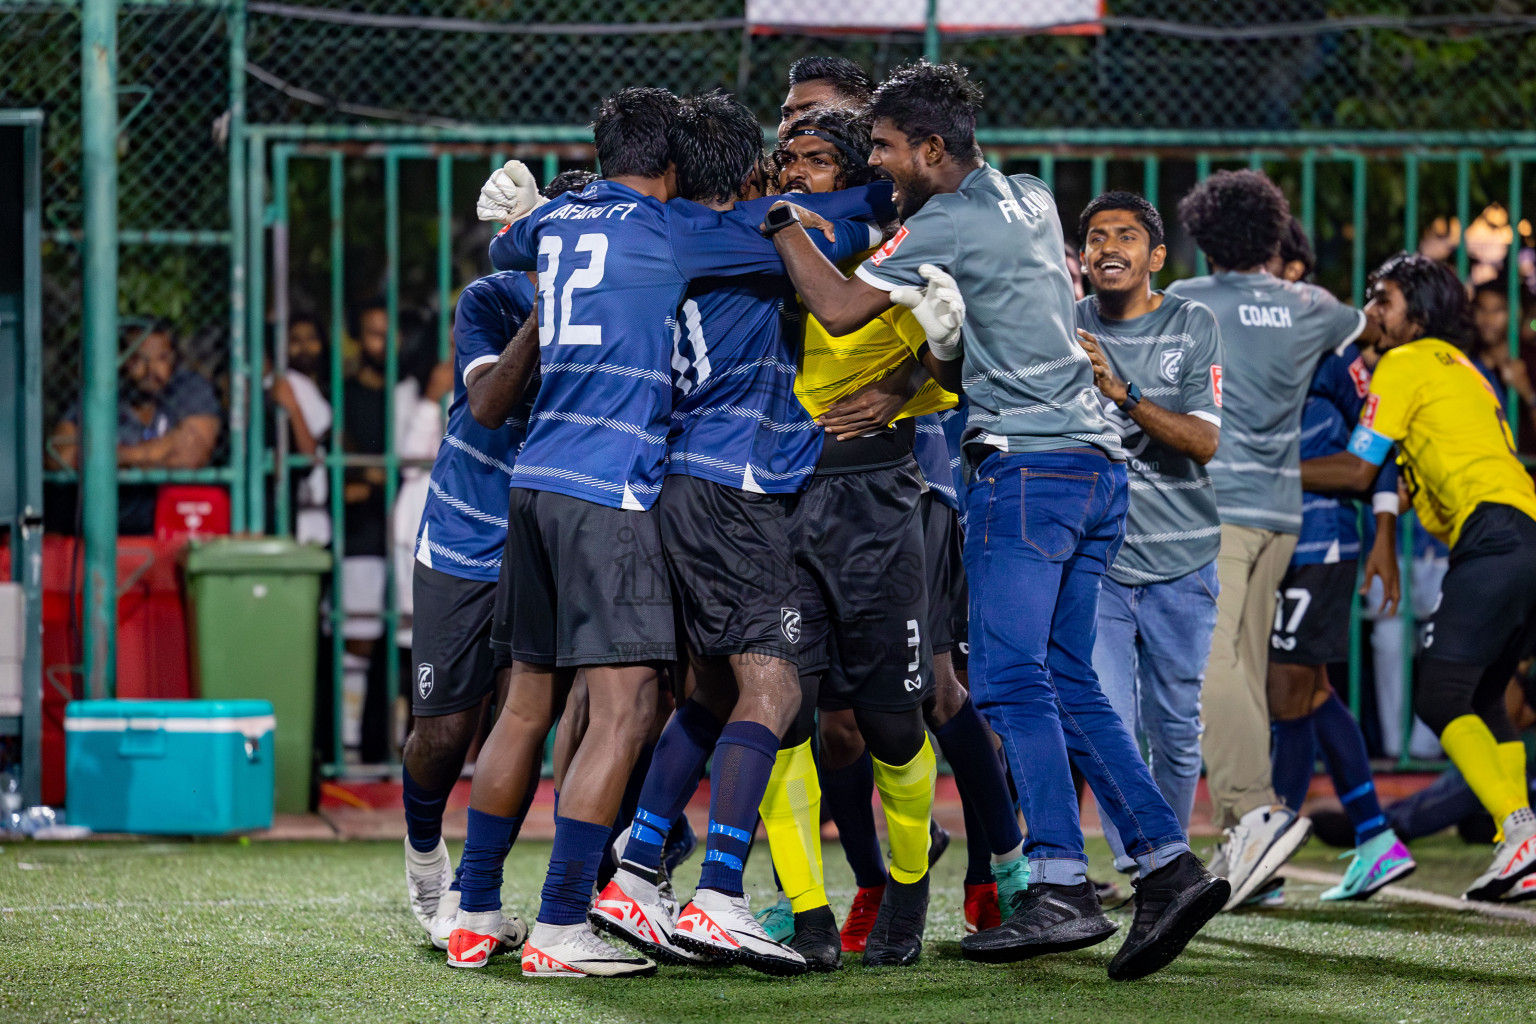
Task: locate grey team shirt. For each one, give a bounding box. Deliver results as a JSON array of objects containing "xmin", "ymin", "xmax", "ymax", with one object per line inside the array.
[
  {"xmin": 856, "ymin": 167, "xmax": 1122, "ymax": 460},
  {"xmin": 1164, "ymin": 272, "xmax": 1365, "ymax": 534},
  {"xmin": 1076, "ymin": 293, "xmax": 1224, "ymax": 585}
]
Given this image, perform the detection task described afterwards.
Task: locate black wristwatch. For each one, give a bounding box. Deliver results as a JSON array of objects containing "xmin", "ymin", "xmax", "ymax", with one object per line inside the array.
[
  {"xmin": 1116, "ymin": 381, "xmax": 1142, "ymax": 413},
  {"xmin": 760, "ymin": 203, "xmax": 802, "ymax": 237}
]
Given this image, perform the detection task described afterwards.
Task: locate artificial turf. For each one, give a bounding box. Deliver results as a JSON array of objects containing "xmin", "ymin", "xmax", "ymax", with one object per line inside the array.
[{"xmin": 1, "ymin": 834, "xmax": 1531, "ymax": 1024}]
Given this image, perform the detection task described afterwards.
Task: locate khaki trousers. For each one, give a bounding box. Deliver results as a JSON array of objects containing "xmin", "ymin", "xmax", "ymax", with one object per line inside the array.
[{"xmin": 1203, "ymin": 523, "xmax": 1298, "ymax": 829}]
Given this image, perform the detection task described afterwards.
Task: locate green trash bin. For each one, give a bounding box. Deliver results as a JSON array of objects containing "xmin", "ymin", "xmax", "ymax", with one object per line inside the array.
[{"xmin": 184, "ymin": 537, "xmax": 332, "ymax": 815}]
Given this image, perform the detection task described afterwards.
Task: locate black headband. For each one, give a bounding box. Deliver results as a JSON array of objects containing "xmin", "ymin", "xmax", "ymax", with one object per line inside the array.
[{"xmin": 782, "ymin": 128, "xmax": 864, "ymax": 171}]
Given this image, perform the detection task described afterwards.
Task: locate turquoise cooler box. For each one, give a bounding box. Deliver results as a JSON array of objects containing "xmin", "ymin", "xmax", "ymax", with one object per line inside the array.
[{"xmin": 65, "ymin": 699, "xmax": 276, "ymax": 834}]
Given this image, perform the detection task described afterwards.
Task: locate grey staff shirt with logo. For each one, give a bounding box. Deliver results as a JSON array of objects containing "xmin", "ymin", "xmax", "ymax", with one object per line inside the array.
[
  {"xmin": 1164, "ymin": 272, "xmax": 1365, "ymax": 534},
  {"xmin": 1076, "ymin": 293, "xmax": 1225, "ymax": 585},
  {"xmin": 856, "ymin": 167, "xmax": 1122, "ymax": 461}
]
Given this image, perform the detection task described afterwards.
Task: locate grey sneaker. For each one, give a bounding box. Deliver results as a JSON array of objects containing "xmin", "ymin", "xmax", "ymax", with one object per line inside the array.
[{"xmin": 1217, "ymin": 805, "xmax": 1313, "ymax": 911}]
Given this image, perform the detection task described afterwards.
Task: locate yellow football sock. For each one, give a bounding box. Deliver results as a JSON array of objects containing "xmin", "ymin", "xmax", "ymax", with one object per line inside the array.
[
  {"xmin": 759, "ymin": 739, "xmax": 827, "ymax": 914},
  {"xmin": 1441, "ymin": 716, "xmax": 1527, "ymax": 826},
  {"xmin": 872, "ymin": 736, "xmax": 937, "ymax": 885}
]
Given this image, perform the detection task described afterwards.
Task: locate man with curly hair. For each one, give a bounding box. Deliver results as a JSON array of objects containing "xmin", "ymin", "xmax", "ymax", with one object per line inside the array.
[{"xmin": 1166, "ymin": 171, "xmax": 1367, "ymax": 909}]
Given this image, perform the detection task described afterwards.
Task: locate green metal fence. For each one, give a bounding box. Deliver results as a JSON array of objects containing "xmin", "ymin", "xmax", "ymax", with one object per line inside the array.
[{"xmin": 7, "ymin": 0, "xmax": 1536, "ymax": 777}]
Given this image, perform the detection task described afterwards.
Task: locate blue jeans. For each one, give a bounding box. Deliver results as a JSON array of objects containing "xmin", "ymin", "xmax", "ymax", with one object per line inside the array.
[
  {"xmin": 1092, "ymin": 564, "xmax": 1219, "ymax": 872},
  {"xmin": 963, "ymin": 449, "xmax": 1190, "ymax": 885}
]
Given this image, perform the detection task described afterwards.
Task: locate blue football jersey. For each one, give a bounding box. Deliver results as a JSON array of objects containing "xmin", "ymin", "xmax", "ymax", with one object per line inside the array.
[
  {"xmin": 914, "ymin": 400, "xmax": 967, "ymax": 514},
  {"xmin": 414, "ymin": 271, "xmax": 539, "ymax": 581},
  {"xmin": 667, "ymin": 185, "xmax": 895, "ymax": 494},
  {"xmin": 1293, "ymin": 344, "xmax": 1388, "ymax": 566},
  {"xmin": 489, "ymin": 179, "xmax": 879, "ymax": 510}
]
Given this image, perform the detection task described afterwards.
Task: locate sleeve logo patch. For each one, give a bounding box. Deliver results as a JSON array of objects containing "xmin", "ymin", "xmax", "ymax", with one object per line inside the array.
[
  {"xmin": 1361, "ymin": 392, "xmax": 1380, "ymax": 428},
  {"xmin": 1348, "ymin": 357, "xmax": 1371, "ymax": 397},
  {"xmin": 1210, "ymin": 364, "xmax": 1223, "ymax": 408},
  {"xmin": 870, "ymin": 226, "xmax": 909, "ymax": 267}
]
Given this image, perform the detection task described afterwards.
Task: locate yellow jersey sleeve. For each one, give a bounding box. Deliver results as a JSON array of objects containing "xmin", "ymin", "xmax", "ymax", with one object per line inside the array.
[{"xmin": 1351, "ymin": 338, "xmax": 1536, "ymax": 546}]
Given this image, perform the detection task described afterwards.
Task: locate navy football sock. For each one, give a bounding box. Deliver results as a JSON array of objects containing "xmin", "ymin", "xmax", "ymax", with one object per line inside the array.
[
  {"xmin": 1314, "ymin": 693, "xmax": 1389, "ymax": 844},
  {"xmin": 458, "ymin": 807, "xmax": 521, "ymax": 913},
  {"xmin": 696, "ymin": 722, "xmax": 779, "ymax": 896},
  {"xmin": 624, "ymin": 700, "xmax": 722, "ymax": 874},
  {"xmin": 452, "ymin": 779, "xmax": 537, "ymax": 895},
  {"xmin": 935, "ymin": 699, "xmax": 1025, "ymax": 856},
  {"xmin": 537, "ymin": 816, "xmax": 611, "ymax": 926},
  {"xmin": 402, "ymin": 765, "xmax": 456, "ymax": 854},
  {"xmin": 960, "ymin": 789, "xmax": 994, "ymax": 886},
  {"xmin": 821, "ymin": 750, "xmax": 887, "ymax": 889},
  {"xmin": 1271, "ymin": 716, "xmax": 1316, "ymax": 814}
]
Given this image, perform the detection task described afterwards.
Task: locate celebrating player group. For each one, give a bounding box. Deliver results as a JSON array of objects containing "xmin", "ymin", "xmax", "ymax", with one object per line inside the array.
[{"xmin": 394, "ymin": 55, "xmax": 1536, "ymax": 983}]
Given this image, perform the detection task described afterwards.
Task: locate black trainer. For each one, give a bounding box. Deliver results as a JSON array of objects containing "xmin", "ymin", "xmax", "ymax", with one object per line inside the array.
[
  {"xmin": 790, "ymin": 906, "xmax": 842, "ymax": 972},
  {"xmin": 960, "ymin": 881, "xmax": 1117, "ymax": 963},
  {"xmin": 863, "ymin": 873, "xmax": 930, "ymax": 967},
  {"xmin": 1107, "ymin": 851, "xmax": 1229, "ymax": 981}
]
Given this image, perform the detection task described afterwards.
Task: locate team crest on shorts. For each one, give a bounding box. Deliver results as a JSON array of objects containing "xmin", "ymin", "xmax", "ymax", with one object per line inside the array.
[
  {"xmin": 1160, "ymin": 348, "xmax": 1185, "ymax": 383},
  {"xmin": 780, "ymin": 607, "xmax": 801, "ymax": 644},
  {"xmin": 417, "ymin": 663, "xmax": 434, "ymax": 700}
]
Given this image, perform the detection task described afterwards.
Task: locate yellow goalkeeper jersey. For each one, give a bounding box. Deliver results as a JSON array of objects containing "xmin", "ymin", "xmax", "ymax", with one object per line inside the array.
[
  {"xmin": 1348, "ymin": 336, "xmax": 1536, "ymax": 546},
  {"xmin": 793, "ymin": 252, "xmax": 958, "ymax": 422}
]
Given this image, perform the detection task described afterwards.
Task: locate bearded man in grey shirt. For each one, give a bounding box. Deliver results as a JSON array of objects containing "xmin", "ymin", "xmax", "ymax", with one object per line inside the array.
[
  {"xmin": 1165, "ymin": 171, "xmax": 1367, "ymax": 909},
  {"xmin": 1073, "ymin": 192, "xmax": 1224, "ymax": 881}
]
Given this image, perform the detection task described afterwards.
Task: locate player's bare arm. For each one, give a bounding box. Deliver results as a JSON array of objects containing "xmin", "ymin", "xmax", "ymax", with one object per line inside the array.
[
  {"xmin": 764, "ymin": 207, "xmax": 892, "ymax": 336},
  {"xmin": 467, "ymin": 299, "xmax": 541, "ymax": 429},
  {"xmin": 1077, "ymin": 328, "xmax": 1218, "ymax": 463},
  {"xmin": 1300, "ymin": 450, "xmax": 1379, "ymax": 492},
  {"xmin": 816, "ymin": 356, "xmax": 929, "ymax": 440}
]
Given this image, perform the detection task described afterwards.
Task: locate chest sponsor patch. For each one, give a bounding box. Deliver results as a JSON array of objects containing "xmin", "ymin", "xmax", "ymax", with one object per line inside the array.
[
  {"xmin": 870, "ymin": 226, "xmax": 908, "ymax": 267},
  {"xmin": 1360, "ymin": 392, "xmax": 1381, "ymax": 429},
  {"xmin": 1210, "ymin": 364, "xmax": 1223, "ymax": 408},
  {"xmin": 1160, "ymin": 348, "xmax": 1185, "ymax": 383},
  {"xmin": 1348, "ymin": 357, "xmax": 1371, "ymax": 397}
]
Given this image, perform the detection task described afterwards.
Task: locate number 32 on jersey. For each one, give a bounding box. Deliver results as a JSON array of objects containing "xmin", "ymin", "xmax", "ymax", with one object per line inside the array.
[{"xmin": 537, "ymin": 232, "xmax": 608, "ymax": 346}]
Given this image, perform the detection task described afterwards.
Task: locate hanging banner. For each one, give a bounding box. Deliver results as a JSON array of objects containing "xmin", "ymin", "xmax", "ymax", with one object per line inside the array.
[{"xmin": 746, "ymin": 0, "xmax": 1103, "ymax": 34}]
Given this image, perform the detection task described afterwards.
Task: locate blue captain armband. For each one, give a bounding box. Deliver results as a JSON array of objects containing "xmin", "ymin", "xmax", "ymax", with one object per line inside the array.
[{"xmin": 1348, "ymin": 424, "xmax": 1393, "ymax": 465}]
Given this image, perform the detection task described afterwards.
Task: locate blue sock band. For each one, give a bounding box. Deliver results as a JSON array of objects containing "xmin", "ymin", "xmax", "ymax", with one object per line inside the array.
[
  {"xmin": 402, "ymin": 765, "xmax": 456, "ymax": 854},
  {"xmin": 458, "ymin": 807, "xmax": 521, "ymax": 913},
  {"xmin": 538, "ymin": 816, "xmax": 612, "ymax": 926},
  {"xmin": 1313, "ymin": 693, "xmax": 1388, "ymax": 844},
  {"xmin": 821, "ymin": 750, "xmax": 887, "ymax": 889},
  {"xmin": 696, "ymin": 721, "xmax": 779, "ymax": 896},
  {"xmin": 935, "ymin": 699, "xmax": 1025, "ymax": 855},
  {"xmin": 1270, "ymin": 715, "xmax": 1317, "ymax": 813},
  {"xmin": 624, "ymin": 700, "xmax": 722, "ymax": 873}
]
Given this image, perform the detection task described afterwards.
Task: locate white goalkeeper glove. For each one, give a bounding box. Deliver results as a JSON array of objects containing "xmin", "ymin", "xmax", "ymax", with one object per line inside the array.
[
  {"xmin": 891, "ymin": 264, "xmax": 966, "ymax": 361},
  {"xmin": 476, "ymin": 159, "xmax": 548, "ymax": 226}
]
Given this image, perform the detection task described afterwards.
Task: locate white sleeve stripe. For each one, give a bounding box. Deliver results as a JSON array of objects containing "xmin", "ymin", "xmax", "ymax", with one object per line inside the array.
[
  {"xmin": 1333, "ymin": 309, "xmax": 1368, "ymax": 356},
  {"xmin": 865, "ymin": 224, "xmax": 883, "ymax": 249},
  {"xmin": 1190, "ymin": 409, "xmax": 1222, "ymax": 427},
  {"xmin": 463, "ymin": 354, "xmax": 499, "ymax": 386},
  {"xmin": 853, "ymin": 264, "xmax": 901, "ymax": 293}
]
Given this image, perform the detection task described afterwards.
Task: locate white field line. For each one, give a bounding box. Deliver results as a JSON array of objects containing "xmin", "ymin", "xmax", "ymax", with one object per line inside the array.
[
  {"xmin": 1284, "ymin": 865, "xmax": 1536, "ymax": 925},
  {"xmin": 0, "ymin": 895, "xmax": 363, "ymax": 914}
]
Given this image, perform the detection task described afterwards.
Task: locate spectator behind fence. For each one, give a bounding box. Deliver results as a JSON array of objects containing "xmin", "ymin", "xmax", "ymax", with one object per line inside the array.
[
  {"xmin": 1470, "ymin": 282, "xmax": 1536, "ymax": 447},
  {"xmin": 48, "ymin": 320, "xmax": 222, "ymax": 534},
  {"xmin": 265, "ymin": 314, "xmax": 333, "ymax": 545}
]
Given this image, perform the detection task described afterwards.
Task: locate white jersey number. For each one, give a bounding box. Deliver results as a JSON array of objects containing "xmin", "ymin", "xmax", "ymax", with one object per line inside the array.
[{"xmin": 536, "ymin": 232, "xmax": 608, "ymax": 346}]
